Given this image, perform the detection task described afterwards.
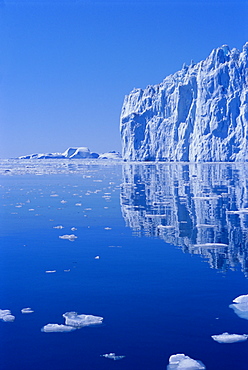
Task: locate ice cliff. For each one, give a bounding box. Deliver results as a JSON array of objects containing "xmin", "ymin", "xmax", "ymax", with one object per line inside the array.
[{"xmin": 120, "ymin": 43, "xmax": 248, "ymax": 162}]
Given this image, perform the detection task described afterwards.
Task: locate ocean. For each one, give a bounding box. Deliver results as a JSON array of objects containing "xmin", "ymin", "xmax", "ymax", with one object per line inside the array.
[{"xmin": 1, "ymin": 159, "xmax": 248, "ymax": 369}]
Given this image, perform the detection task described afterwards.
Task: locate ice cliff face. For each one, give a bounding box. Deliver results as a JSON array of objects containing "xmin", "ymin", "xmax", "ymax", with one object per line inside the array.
[{"xmin": 120, "ymin": 43, "xmax": 248, "ymax": 162}]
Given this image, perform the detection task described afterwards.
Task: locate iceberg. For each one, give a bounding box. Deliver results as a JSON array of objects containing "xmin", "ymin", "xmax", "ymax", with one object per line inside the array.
[
  {"xmin": 167, "ymin": 354, "xmax": 206, "ymax": 369},
  {"xmin": 120, "ymin": 42, "xmax": 248, "ymax": 162},
  {"xmin": 62, "ymin": 312, "xmax": 103, "ymax": 327},
  {"xmin": 229, "ymin": 294, "xmax": 248, "ymax": 319},
  {"xmin": 59, "ymin": 234, "xmax": 77, "ymax": 241},
  {"xmin": 21, "ymin": 307, "xmax": 34, "ymax": 314},
  {"xmin": 98, "ymin": 151, "xmax": 122, "ymax": 160},
  {"xmin": 211, "ymin": 332, "xmax": 248, "ymax": 343}
]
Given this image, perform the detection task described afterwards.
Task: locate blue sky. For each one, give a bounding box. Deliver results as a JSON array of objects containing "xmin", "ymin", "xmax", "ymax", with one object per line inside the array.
[{"xmin": 1, "ymin": 0, "xmax": 247, "ymax": 158}]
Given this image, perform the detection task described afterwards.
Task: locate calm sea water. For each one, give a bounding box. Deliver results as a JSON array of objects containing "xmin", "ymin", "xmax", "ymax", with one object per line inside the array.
[{"xmin": 1, "ymin": 160, "xmax": 248, "ymax": 370}]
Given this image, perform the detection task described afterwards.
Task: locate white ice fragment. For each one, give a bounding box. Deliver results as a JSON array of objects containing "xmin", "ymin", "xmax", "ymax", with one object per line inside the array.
[
  {"xmin": 226, "ymin": 209, "xmax": 248, "ymax": 214},
  {"xmin": 21, "ymin": 307, "xmax": 34, "ymax": 314},
  {"xmin": 104, "ymin": 227, "xmax": 112, "ymax": 230},
  {"xmin": 41, "ymin": 324, "xmax": 76, "ymax": 332},
  {"xmin": 71, "ymin": 227, "xmax": 77, "ymax": 231},
  {"xmin": 0, "ymin": 309, "xmax": 15, "ymax": 322},
  {"xmin": 75, "ymin": 203, "xmax": 82, "ymax": 206},
  {"xmin": 53, "ymin": 225, "xmax": 64, "ymax": 229},
  {"xmin": 95, "ymin": 256, "xmax": 100, "ymax": 259},
  {"xmin": 60, "ymin": 200, "xmax": 67, "ymax": 204},
  {"xmin": 59, "ymin": 234, "xmax": 77, "ymax": 241},
  {"xmin": 229, "ymin": 294, "xmax": 248, "ymax": 319},
  {"xmin": 62, "ymin": 312, "xmax": 103, "ymax": 328},
  {"xmin": 211, "ymin": 332, "xmax": 248, "ymax": 343},
  {"xmin": 167, "ymin": 354, "xmax": 206, "ymax": 369},
  {"xmin": 101, "ymin": 353, "xmax": 125, "ymax": 360},
  {"xmin": 50, "ymin": 194, "xmax": 59, "ymax": 197},
  {"xmin": 45, "ymin": 270, "xmax": 56, "ymax": 273},
  {"xmin": 64, "ymin": 269, "xmax": 70, "ymax": 272}
]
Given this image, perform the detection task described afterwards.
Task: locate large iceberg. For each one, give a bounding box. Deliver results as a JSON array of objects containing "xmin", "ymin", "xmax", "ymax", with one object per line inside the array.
[
  {"xmin": 18, "ymin": 147, "xmax": 99, "ymax": 159},
  {"xmin": 120, "ymin": 43, "xmax": 248, "ymax": 162}
]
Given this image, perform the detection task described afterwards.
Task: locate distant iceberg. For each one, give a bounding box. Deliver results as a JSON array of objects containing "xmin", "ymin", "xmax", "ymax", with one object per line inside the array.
[
  {"xmin": 62, "ymin": 312, "xmax": 103, "ymax": 328},
  {"xmin": 101, "ymin": 353, "xmax": 125, "ymax": 360},
  {"xmin": 18, "ymin": 147, "xmax": 122, "ymax": 160}
]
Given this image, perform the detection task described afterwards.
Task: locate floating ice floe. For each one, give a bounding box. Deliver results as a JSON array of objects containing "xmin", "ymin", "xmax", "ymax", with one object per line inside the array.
[
  {"xmin": 229, "ymin": 294, "xmax": 248, "ymax": 319},
  {"xmin": 104, "ymin": 227, "xmax": 112, "ymax": 230},
  {"xmin": 101, "ymin": 353, "xmax": 125, "ymax": 360},
  {"xmin": 75, "ymin": 203, "xmax": 82, "ymax": 206},
  {"xmin": 45, "ymin": 270, "xmax": 56, "ymax": 273},
  {"xmin": 211, "ymin": 332, "xmax": 248, "ymax": 343},
  {"xmin": 0, "ymin": 309, "xmax": 15, "ymax": 322},
  {"xmin": 41, "ymin": 324, "xmax": 76, "ymax": 332},
  {"xmin": 167, "ymin": 354, "xmax": 206, "ymax": 369},
  {"xmin": 53, "ymin": 225, "xmax": 64, "ymax": 229},
  {"xmin": 63, "ymin": 312, "xmax": 103, "ymax": 328},
  {"xmin": 71, "ymin": 227, "xmax": 77, "ymax": 231},
  {"xmin": 59, "ymin": 234, "xmax": 77, "ymax": 241},
  {"xmin": 21, "ymin": 307, "xmax": 34, "ymax": 314},
  {"xmin": 95, "ymin": 256, "xmax": 100, "ymax": 259}
]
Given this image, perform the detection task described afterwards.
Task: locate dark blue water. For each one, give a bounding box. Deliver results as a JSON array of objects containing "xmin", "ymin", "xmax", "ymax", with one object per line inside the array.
[{"xmin": 1, "ymin": 160, "xmax": 248, "ymax": 369}]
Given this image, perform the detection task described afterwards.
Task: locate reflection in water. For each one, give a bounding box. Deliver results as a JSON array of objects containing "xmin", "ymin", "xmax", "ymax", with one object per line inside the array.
[{"xmin": 120, "ymin": 163, "xmax": 248, "ymax": 276}]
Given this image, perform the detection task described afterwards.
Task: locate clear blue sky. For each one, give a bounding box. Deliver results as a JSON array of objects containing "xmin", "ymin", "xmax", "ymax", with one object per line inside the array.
[{"xmin": 0, "ymin": 0, "xmax": 247, "ymax": 158}]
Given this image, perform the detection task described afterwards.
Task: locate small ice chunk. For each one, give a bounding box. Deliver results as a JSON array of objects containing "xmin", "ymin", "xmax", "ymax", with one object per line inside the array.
[
  {"xmin": 101, "ymin": 353, "xmax": 125, "ymax": 360},
  {"xmin": 192, "ymin": 243, "xmax": 228, "ymax": 248},
  {"xmin": 95, "ymin": 256, "xmax": 100, "ymax": 259},
  {"xmin": 60, "ymin": 200, "xmax": 67, "ymax": 204},
  {"xmin": 45, "ymin": 270, "xmax": 56, "ymax": 273},
  {"xmin": 0, "ymin": 309, "xmax": 15, "ymax": 322},
  {"xmin": 167, "ymin": 354, "xmax": 206, "ymax": 369},
  {"xmin": 50, "ymin": 194, "xmax": 59, "ymax": 197},
  {"xmin": 62, "ymin": 312, "xmax": 103, "ymax": 328},
  {"xmin": 21, "ymin": 307, "xmax": 34, "ymax": 314},
  {"xmin": 229, "ymin": 294, "xmax": 248, "ymax": 319},
  {"xmin": 64, "ymin": 269, "xmax": 70, "ymax": 272},
  {"xmin": 104, "ymin": 227, "xmax": 112, "ymax": 230},
  {"xmin": 75, "ymin": 203, "xmax": 82, "ymax": 206},
  {"xmin": 59, "ymin": 234, "xmax": 77, "ymax": 241},
  {"xmin": 53, "ymin": 225, "xmax": 64, "ymax": 229},
  {"xmin": 211, "ymin": 332, "xmax": 248, "ymax": 343},
  {"xmin": 41, "ymin": 324, "xmax": 76, "ymax": 332},
  {"xmin": 71, "ymin": 227, "xmax": 77, "ymax": 231}
]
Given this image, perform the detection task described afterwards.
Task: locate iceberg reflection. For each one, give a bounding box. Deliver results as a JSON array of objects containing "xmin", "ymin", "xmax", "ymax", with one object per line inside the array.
[{"xmin": 120, "ymin": 163, "xmax": 248, "ymax": 276}]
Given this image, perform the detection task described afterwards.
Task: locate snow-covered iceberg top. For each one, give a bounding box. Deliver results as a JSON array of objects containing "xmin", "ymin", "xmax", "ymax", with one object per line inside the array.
[
  {"xmin": 211, "ymin": 332, "xmax": 248, "ymax": 343},
  {"xmin": 229, "ymin": 294, "xmax": 248, "ymax": 319},
  {"xmin": 18, "ymin": 147, "xmax": 122, "ymax": 160},
  {"xmin": 120, "ymin": 42, "xmax": 248, "ymax": 162}
]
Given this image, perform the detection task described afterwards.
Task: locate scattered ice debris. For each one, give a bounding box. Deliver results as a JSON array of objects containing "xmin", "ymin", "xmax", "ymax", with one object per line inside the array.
[
  {"xmin": 21, "ymin": 307, "xmax": 34, "ymax": 314},
  {"xmin": 104, "ymin": 227, "xmax": 112, "ymax": 230},
  {"xmin": 45, "ymin": 270, "xmax": 56, "ymax": 273},
  {"xmin": 53, "ymin": 225, "xmax": 64, "ymax": 229},
  {"xmin": 211, "ymin": 332, "xmax": 248, "ymax": 343},
  {"xmin": 59, "ymin": 234, "xmax": 77, "ymax": 241},
  {"xmin": 71, "ymin": 227, "xmax": 77, "ymax": 231},
  {"xmin": 62, "ymin": 312, "xmax": 103, "ymax": 328},
  {"xmin": 229, "ymin": 294, "xmax": 248, "ymax": 319},
  {"xmin": 75, "ymin": 203, "xmax": 82, "ymax": 206},
  {"xmin": 167, "ymin": 354, "xmax": 206, "ymax": 369},
  {"xmin": 101, "ymin": 353, "xmax": 125, "ymax": 360},
  {"xmin": 95, "ymin": 256, "xmax": 100, "ymax": 259},
  {"xmin": 41, "ymin": 324, "xmax": 76, "ymax": 333},
  {"xmin": 60, "ymin": 200, "xmax": 67, "ymax": 204},
  {"xmin": 0, "ymin": 309, "xmax": 15, "ymax": 322}
]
